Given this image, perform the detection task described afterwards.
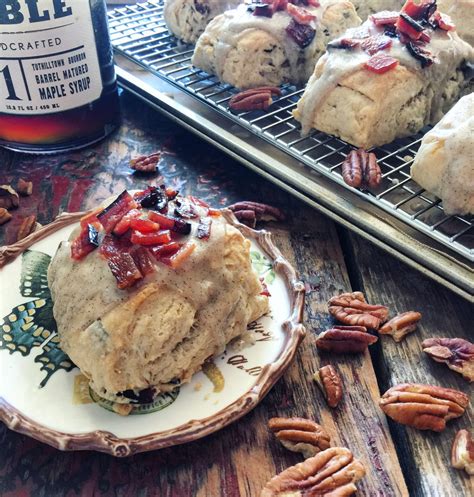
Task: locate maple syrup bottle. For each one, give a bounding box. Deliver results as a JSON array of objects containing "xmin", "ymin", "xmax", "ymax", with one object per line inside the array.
[{"xmin": 0, "ymin": 0, "xmax": 120, "ymax": 153}]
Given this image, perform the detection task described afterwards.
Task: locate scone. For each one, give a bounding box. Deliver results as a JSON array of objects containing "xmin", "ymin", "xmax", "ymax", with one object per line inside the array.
[
  {"xmin": 351, "ymin": 0, "xmax": 404, "ymax": 19},
  {"xmin": 191, "ymin": 0, "xmax": 361, "ymax": 89},
  {"xmin": 163, "ymin": 0, "xmax": 241, "ymax": 43},
  {"xmin": 294, "ymin": 0, "xmax": 474, "ymax": 148},
  {"xmin": 411, "ymin": 93, "xmax": 474, "ymax": 215},
  {"xmin": 48, "ymin": 187, "xmax": 269, "ymax": 412},
  {"xmin": 437, "ymin": 0, "xmax": 474, "ymax": 45}
]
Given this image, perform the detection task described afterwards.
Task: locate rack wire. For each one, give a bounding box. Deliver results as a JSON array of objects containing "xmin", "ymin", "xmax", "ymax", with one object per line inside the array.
[{"xmin": 108, "ymin": 0, "xmax": 473, "ymax": 260}]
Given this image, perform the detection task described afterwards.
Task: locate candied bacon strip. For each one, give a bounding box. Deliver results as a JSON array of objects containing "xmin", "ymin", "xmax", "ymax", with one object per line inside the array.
[
  {"xmin": 161, "ymin": 241, "xmax": 196, "ymax": 269},
  {"xmin": 113, "ymin": 209, "xmax": 141, "ymax": 236},
  {"xmin": 130, "ymin": 218, "xmax": 160, "ymax": 233},
  {"xmin": 134, "ymin": 186, "xmax": 168, "ymax": 211},
  {"xmin": 286, "ymin": 19, "xmax": 316, "ymax": 48},
  {"xmin": 97, "ymin": 191, "xmax": 137, "ymax": 233},
  {"xmin": 197, "ymin": 217, "xmax": 212, "ymax": 240},
  {"xmin": 130, "ymin": 246, "xmax": 155, "ymax": 276},
  {"xmin": 360, "ymin": 35, "xmax": 392, "ymax": 55},
  {"xmin": 286, "ymin": 3, "xmax": 316, "ymax": 25},
  {"xmin": 71, "ymin": 224, "xmax": 99, "ymax": 260},
  {"xmin": 365, "ymin": 54, "xmax": 399, "ymax": 74},
  {"xmin": 131, "ymin": 230, "xmax": 172, "ymax": 246},
  {"xmin": 106, "ymin": 252, "xmax": 143, "ymax": 289},
  {"xmin": 370, "ymin": 10, "xmax": 399, "ymax": 26},
  {"xmin": 148, "ymin": 210, "xmax": 192, "ymax": 234},
  {"xmin": 150, "ymin": 242, "xmax": 183, "ymax": 260},
  {"xmin": 397, "ymin": 13, "xmax": 424, "ymax": 40}
]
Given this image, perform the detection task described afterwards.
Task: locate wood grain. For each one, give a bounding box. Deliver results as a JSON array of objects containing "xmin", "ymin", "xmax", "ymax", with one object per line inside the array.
[{"xmin": 345, "ymin": 232, "xmax": 473, "ymax": 497}]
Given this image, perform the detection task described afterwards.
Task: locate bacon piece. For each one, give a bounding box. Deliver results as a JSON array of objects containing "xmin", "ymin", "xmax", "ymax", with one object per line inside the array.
[
  {"xmin": 406, "ymin": 41, "xmax": 434, "ymax": 67},
  {"xmin": 131, "ymin": 230, "xmax": 172, "ymax": 246},
  {"xmin": 161, "ymin": 241, "xmax": 196, "ymax": 269},
  {"xmin": 130, "ymin": 246, "xmax": 155, "ymax": 276},
  {"xmin": 432, "ymin": 11, "xmax": 455, "ymax": 31},
  {"xmin": 286, "ymin": 19, "xmax": 316, "ymax": 48},
  {"xmin": 360, "ymin": 35, "xmax": 393, "ymax": 55},
  {"xmin": 197, "ymin": 217, "xmax": 212, "ymax": 240},
  {"xmin": 97, "ymin": 191, "xmax": 137, "ymax": 233},
  {"xmin": 401, "ymin": 0, "xmax": 436, "ymax": 21},
  {"xmin": 71, "ymin": 224, "xmax": 100, "ymax": 260},
  {"xmin": 130, "ymin": 218, "xmax": 160, "ymax": 233},
  {"xmin": 286, "ymin": 3, "xmax": 316, "ymax": 25},
  {"xmin": 106, "ymin": 252, "xmax": 142, "ymax": 289},
  {"xmin": 134, "ymin": 186, "xmax": 168, "ymax": 211},
  {"xmin": 148, "ymin": 210, "xmax": 192, "ymax": 234},
  {"xmin": 113, "ymin": 209, "xmax": 141, "ymax": 236},
  {"xmin": 174, "ymin": 198, "xmax": 198, "ymax": 219},
  {"xmin": 80, "ymin": 208, "xmax": 102, "ymax": 229},
  {"xmin": 150, "ymin": 242, "xmax": 183, "ymax": 260},
  {"xmin": 365, "ymin": 54, "xmax": 399, "ymax": 74},
  {"xmin": 370, "ymin": 10, "xmax": 399, "ymax": 26},
  {"xmin": 165, "ymin": 187, "xmax": 179, "ymax": 200},
  {"xmin": 396, "ymin": 13, "xmax": 424, "ymax": 40}
]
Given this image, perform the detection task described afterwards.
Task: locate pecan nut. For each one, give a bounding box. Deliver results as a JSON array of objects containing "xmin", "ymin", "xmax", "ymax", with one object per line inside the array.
[
  {"xmin": 0, "ymin": 185, "xmax": 19, "ymax": 210},
  {"xmin": 422, "ymin": 337, "xmax": 474, "ymax": 382},
  {"xmin": 316, "ymin": 326, "xmax": 378, "ymax": 354},
  {"xmin": 17, "ymin": 178, "xmax": 33, "ymax": 196},
  {"xmin": 313, "ymin": 365, "xmax": 343, "ymax": 408},
  {"xmin": 228, "ymin": 201, "xmax": 285, "ymax": 228},
  {"xmin": 379, "ymin": 383, "xmax": 469, "ymax": 432},
  {"xmin": 261, "ymin": 447, "xmax": 366, "ymax": 497},
  {"xmin": 269, "ymin": 417, "xmax": 331, "ymax": 458},
  {"xmin": 130, "ymin": 152, "xmax": 161, "ymax": 173},
  {"xmin": 16, "ymin": 215, "xmax": 37, "ymax": 241},
  {"xmin": 229, "ymin": 87, "xmax": 281, "ymax": 112},
  {"xmin": 341, "ymin": 149, "xmax": 381, "ymax": 189},
  {"xmin": 451, "ymin": 429, "xmax": 474, "ymax": 475},
  {"xmin": 379, "ymin": 311, "xmax": 422, "ymax": 342},
  {"xmin": 0, "ymin": 208, "xmax": 12, "ymax": 225},
  {"xmin": 328, "ymin": 291, "xmax": 388, "ymax": 330}
]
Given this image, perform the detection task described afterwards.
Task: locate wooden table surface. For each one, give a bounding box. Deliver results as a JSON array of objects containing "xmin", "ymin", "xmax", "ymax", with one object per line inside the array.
[{"xmin": 0, "ymin": 92, "xmax": 472, "ymax": 497}]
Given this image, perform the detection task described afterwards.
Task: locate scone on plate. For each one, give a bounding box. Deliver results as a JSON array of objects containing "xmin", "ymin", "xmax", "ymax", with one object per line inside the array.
[
  {"xmin": 411, "ymin": 93, "xmax": 474, "ymax": 215},
  {"xmin": 350, "ymin": 0, "xmax": 404, "ymax": 20},
  {"xmin": 191, "ymin": 0, "xmax": 361, "ymax": 89},
  {"xmin": 293, "ymin": 0, "xmax": 474, "ymax": 148},
  {"xmin": 163, "ymin": 0, "xmax": 241, "ymax": 43},
  {"xmin": 48, "ymin": 187, "xmax": 269, "ymax": 414},
  {"xmin": 437, "ymin": 0, "xmax": 474, "ymax": 45}
]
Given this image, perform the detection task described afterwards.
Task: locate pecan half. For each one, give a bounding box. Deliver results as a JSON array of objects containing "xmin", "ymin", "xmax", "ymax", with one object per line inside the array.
[
  {"xmin": 229, "ymin": 87, "xmax": 282, "ymax": 112},
  {"xmin": 341, "ymin": 149, "xmax": 381, "ymax": 189},
  {"xmin": 451, "ymin": 429, "xmax": 474, "ymax": 475},
  {"xmin": 16, "ymin": 215, "xmax": 37, "ymax": 241},
  {"xmin": 316, "ymin": 326, "xmax": 378, "ymax": 354},
  {"xmin": 328, "ymin": 291, "xmax": 388, "ymax": 330},
  {"xmin": 313, "ymin": 365, "xmax": 343, "ymax": 408},
  {"xmin": 17, "ymin": 178, "xmax": 33, "ymax": 196},
  {"xmin": 269, "ymin": 417, "xmax": 331, "ymax": 458},
  {"xmin": 0, "ymin": 185, "xmax": 19, "ymax": 210},
  {"xmin": 261, "ymin": 447, "xmax": 366, "ymax": 497},
  {"xmin": 379, "ymin": 311, "xmax": 422, "ymax": 342},
  {"xmin": 0, "ymin": 208, "xmax": 12, "ymax": 225},
  {"xmin": 130, "ymin": 152, "xmax": 161, "ymax": 173},
  {"xmin": 422, "ymin": 337, "xmax": 474, "ymax": 382},
  {"xmin": 379, "ymin": 383, "xmax": 469, "ymax": 432},
  {"xmin": 228, "ymin": 201, "xmax": 285, "ymax": 228}
]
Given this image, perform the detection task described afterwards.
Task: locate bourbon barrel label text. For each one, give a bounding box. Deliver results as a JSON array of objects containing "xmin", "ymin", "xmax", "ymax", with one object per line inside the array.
[{"xmin": 0, "ymin": 0, "xmax": 103, "ymax": 115}]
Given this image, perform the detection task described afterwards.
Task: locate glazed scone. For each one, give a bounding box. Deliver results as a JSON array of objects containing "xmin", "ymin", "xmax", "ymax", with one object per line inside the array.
[
  {"xmin": 411, "ymin": 93, "xmax": 474, "ymax": 215},
  {"xmin": 351, "ymin": 0, "xmax": 404, "ymax": 19},
  {"xmin": 294, "ymin": 1, "xmax": 474, "ymax": 148},
  {"xmin": 191, "ymin": 0, "xmax": 361, "ymax": 89},
  {"xmin": 437, "ymin": 0, "xmax": 474, "ymax": 45},
  {"xmin": 48, "ymin": 188, "xmax": 269, "ymax": 409},
  {"xmin": 164, "ymin": 0, "xmax": 241, "ymax": 43}
]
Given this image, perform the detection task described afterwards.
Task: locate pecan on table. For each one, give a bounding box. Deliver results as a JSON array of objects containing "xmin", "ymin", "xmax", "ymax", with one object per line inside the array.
[
  {"xmin": 229, "ymin": 87, "xmax": 282, "ymax": 112},
  {"xmin": 379, "ymin": 311, "xmax": 422, "ymax": 342},
  {"xmin": 316, "ymin": 326, "xmax": 378, "ymax": 354},
  {"xmin": 260, "ymin": 447, "xmax": 366, "ymax": 497},
  {"xmin": 130, "ymin": 152, "xmax": 161, "ymax": 173},
  {"xmin": 16, "ymin": 215, "xmax": 37, "ymax": 241},
  {"xmin": 17, "ymin": 178, "xmax": 33, "ymax": 196},
  {"xmin": 227, "ymin": 201, "xmax": 285, "ymax": 228},
  {"xmin": 422, "ymin": 337, "xmax": 474, "ymax": 382},
  {"xmin": 0, "ymin": 185, "xmax": 19, "ymax": 210},
  {"xmin": 451, "ymin": 429, "xmax": 474, "ymax": 475},
  {"xmin": 0, "ymin": 208, "xmax": 12, "ymax": 226},
  {"xmin": 313, "ymin": 365, "xmax": 343, "ymax": 408},
  {"xmin": 379, "ymin": 383, "xmax": 469, "ymax": 432},
  {"xmin": 268, "ymin": 417, "xmax": 331, "ymax": 458},
  {"xmin": 341, "ymin": 149, "xmax": 381, "ymax": 189},
  {"xmin": 328, "ymin": 291, "xmax": 389, "ymax": 330}
]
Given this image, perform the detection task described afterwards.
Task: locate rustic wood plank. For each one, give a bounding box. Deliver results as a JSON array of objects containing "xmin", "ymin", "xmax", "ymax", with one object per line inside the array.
[
  {"xmin": 0, "ymin": 93, "xmax": 408, "ymax": 496},
  {"xmin": 344, "ymin": 231, "xmax": 473, "ymax": 497}
]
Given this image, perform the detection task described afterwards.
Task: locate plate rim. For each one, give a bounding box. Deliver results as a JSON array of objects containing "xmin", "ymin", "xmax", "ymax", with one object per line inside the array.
[{"xmin": 0, "ymin": 209, "xmax": 306, "ymax": 456}]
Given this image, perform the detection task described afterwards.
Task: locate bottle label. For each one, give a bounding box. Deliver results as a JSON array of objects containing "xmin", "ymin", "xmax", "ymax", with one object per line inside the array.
[{"xmin": 0, "ymin": 1, "xmax": 103, "ymax": 115}]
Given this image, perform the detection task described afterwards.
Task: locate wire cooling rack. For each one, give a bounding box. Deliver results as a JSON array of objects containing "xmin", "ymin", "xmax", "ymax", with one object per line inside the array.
[{"xmin": 108, "ymin": 0, "xmax": 473, "ymax": 262}]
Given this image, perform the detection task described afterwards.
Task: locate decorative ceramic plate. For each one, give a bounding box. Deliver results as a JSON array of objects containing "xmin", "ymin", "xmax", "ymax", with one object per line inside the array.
[{"xmin": 0, "ymin": 211, "xmax": 305, "ymax": 456}]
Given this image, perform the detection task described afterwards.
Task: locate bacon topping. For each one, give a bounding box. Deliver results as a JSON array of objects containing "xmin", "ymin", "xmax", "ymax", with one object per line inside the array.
[
  {"xmin": 97, "ymin": 191, "xmax": 137, "ymax": 234},
  {"xmin": 365, "ymin": 54, "xmax": 399, "ymax": 74},
  {"xmin": 360, "ymin": 35, "xmax": 393, "ymax": 55},
  {"xmin": 286, "ymin": 3, "xmax": 316, "ymax": 24},
  {"xmin": 131, "ymin": 230, "xmax": 172, "ymax": 246},
  {"xmin": 161, "ymin": 241, "xmax": 196, "ymax": 269},
  {"xmin": 370, "ymin": 10, "xmax": 399, "ymax": 26},
  {"xmin": 71, "ymin": 224, "xmax": 100, "ymax": 260},
  {"xmin": 134, "ymin": 186, "xmax": 168, "ymax": 211},
  {"xmin": 286, "ymin": 19, "xmax": 316, "ymax": 48}
]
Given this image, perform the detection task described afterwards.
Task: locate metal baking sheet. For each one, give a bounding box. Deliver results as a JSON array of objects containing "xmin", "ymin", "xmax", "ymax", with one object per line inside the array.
[{"xmin": 108, "ymin": 1, "xmax": 473, "ymax": 301}]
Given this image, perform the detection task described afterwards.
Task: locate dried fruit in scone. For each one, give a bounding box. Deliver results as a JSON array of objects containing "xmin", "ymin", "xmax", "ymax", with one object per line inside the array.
[
  {"xmin": 261, "ymin": 447, "xmax": 366, "ymax": 497},
  {"xmin": 191, "ymin": 0, "xmax": 360, "ymax": 90},
  {"xmin": 48, "ymin": 186, "xmax": 270, "ymax": 413},
  {"xmin": 379, "ymin": 383, "xmax": 469, "ymax": 431},
  {"xmin": 269, "ymin": 417, "xmax": 331, "ymax": 458},
  {"xmin": 422, "ymin": 337, "xmax": 474, "ymax": 382},
  {"xmin": 294, "ymin": 3, "xmax": 474, "ymax": 148}
]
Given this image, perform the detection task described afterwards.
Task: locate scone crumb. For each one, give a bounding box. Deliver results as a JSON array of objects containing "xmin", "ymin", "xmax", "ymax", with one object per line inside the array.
[{"xmin": 194, "ymin": 382, "xmax": 203, "ymax": 392}]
